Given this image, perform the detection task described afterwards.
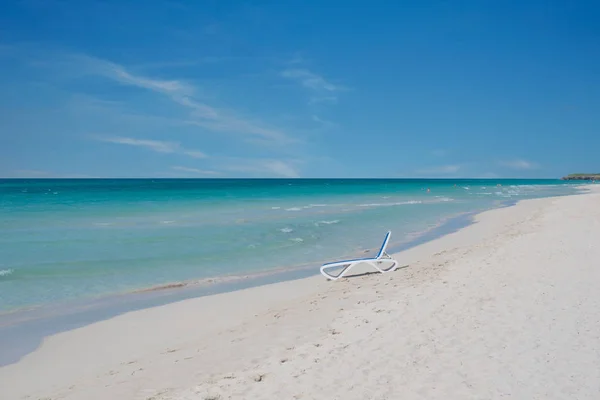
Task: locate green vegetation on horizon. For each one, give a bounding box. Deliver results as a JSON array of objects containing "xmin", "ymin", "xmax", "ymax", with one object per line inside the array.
[{"xmin": 562, "ymin": 173, "xmax": 600, "ymax": 180}]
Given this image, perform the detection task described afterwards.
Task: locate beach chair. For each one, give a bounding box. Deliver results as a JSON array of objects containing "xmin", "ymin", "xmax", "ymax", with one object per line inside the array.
[{"xmin": 320, "ymin": 231, "xmax": 398, "ymax": 281}]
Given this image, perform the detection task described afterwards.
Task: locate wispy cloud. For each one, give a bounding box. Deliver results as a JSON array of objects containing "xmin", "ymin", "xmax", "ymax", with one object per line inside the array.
[
  {"xmin": 416, "ymin": 165, "xmax": 462, "ymax": 175},
  {"xmin": 203, "ymin": 23, "xmax": 219, "ymax": 35},
  {"xmin": 475, "ymin": 172, "xmax": 500, "ymax": 178},
  {"xmin": 286, "ymin": 52, "xmax": 307, "ymax": 66},
  {"xmin": 224, "ymin": 159, "xmax": 300, "ymax": 178},
  {"xmin": 6, "ymin": 48, "xmax": 311, "ymax": 177},
  {"xmin": 6, "ymin": 169, "xmax": 54, "ymax": 178},
  {"xmin": 281, "ymin": 69, "xmax": 343, "ymax": 92},
  {"xmin": 74, "ymin": 55, "xmax": 193, "ymax": 95},
  {"xmin": 171, "ymin": 166, "xmax": 219, "ymax": 175},
  {"xmin": 308, "ymin": 96, "xmax": 338, "ymax": 105},
  {"xmin": 96, "ymin": 136, "xmax": 207, "ymax": 158},
  {"xmin": 262, "ymin": 160, "xmax": 300, "ymax": 178},
  {"xmin": 75, "ymin": 55, "xmax": 291, "ymax": 144},
  {"xmin": 182, "ymin": 97, "xmax": 289, "ymax": 143},
  {"xmin": 133, "ymin": 58, "xmax": 222, "ymax": 72},
  {"xmin": 430, "ymin": 149, "xmax": 449, "ymax": 157},
  {"xmin": 110, "ymin": 66, "xmax": 190, "ymax": 94},
  {"xmin": 4, "ymin": 169, "xmax": 95, "ymax": 178},
  {"xmin": 311, "ymin": 115, "xmax": 337, "ymax": 129},
  {"xmin": 499, "ymin": 159, "xmax": 539, "ymax": 170},
  {"xmin": 281, "ymin": 68, "xmax": 347, "ymax": 104}
]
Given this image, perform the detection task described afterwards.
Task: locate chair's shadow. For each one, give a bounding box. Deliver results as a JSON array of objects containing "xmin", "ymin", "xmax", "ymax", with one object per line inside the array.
[{"xmin": 327, "ymin": 264, "xmax": 410, "ymax": 280}]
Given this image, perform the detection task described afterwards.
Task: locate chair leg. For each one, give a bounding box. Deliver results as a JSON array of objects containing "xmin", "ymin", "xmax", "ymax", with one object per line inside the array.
[
  {"xmin": 320, "ymin": 263, "xmax": 354, "ymax": 281},
  {"xmin": 321, "ymin": 259, "xmax": 398, "ymax": 281},
  {"xmin": 377, "ymin": 259, "xmax": 398, "ymax": 273}
]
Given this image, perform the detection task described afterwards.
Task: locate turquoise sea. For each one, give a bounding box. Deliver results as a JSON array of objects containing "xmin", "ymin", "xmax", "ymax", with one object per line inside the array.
[{"xmin": 0, "ymin": 179, "xmax": 582, "ymax": 313}]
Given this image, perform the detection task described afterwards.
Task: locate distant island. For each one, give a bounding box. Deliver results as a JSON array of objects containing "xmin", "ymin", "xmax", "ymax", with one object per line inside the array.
[{"xmin": 561, "ymin": 173, "xmax": 600, "ymax": 181}]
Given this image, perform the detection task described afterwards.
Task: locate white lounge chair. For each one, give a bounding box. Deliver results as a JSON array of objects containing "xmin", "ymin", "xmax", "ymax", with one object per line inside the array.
[{"xmin": 320, "ymin": 231, "xmax": 398, "ymax": 281}]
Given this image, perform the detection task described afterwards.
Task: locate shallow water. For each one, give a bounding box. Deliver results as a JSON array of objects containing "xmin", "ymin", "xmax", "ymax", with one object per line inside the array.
[{"xmin": 0, "ymin": 178, "xmax": 581, "ymax": 311}]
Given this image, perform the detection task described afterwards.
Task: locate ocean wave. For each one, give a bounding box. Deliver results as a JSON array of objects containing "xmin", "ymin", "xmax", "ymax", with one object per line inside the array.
[
  {"xmin": 279, "ymin": 227, "xmax": 294, "ymax": 233},
  {"xmin": 316, "ymin": 220, "xmax": 340, "ymax": 226},
  {"xmin": 0, "ymin": 269, "xmax": 14, "ymax": 277},
  {"xmin": 290, "ymin": 237, "xmax": 304, "ymax": 243},
  {"xmin": 285, "ymin": 207, "xmax": 302, "ymax": 211},
  {"xmin": 161, "ymin": 220, "xmax": 175, "ymax": 224},
  {"xmin": 93, "ymin": 222, "xmax": 114, "ymax": 226},
  {"xmin": 358, "ymin": 200, "xmax": 422, "ymax": 207},
  {"xmin": 433, "ymin": 196, "xmax": 455, "ymax": 202},
  {"xmin": 300, "ymin": 204, "xmax": 328, "ymax": 209},
  {"xmin": 271, "ymin": 207, "xmax": 281, "ymax": 210}
]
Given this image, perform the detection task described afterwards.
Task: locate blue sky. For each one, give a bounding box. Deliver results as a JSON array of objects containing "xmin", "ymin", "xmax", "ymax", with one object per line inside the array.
[{"xmin": 1, "ymin": 0, "xmax": 598, "ymax": 178}]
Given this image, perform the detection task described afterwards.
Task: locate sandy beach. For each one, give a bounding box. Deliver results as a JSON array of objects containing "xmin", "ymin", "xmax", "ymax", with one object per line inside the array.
[{"xmin": 2, "ymin": 186, "xmax": 600, "ymax": 399}]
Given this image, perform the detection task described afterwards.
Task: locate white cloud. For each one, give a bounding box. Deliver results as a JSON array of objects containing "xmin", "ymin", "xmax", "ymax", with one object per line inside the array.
[
  {"xmin": 183, "ymin": 151, "xmax": 208, "ymax": 159},
  {"xmin": 74, "ymin": 55, "xmax": 193, "ymax": 95},
  {"xmin": 286, "ymin": 52, "xmax": 307, "ymax": 66},
  {"xmin": 311, "ymin": 115, "xmax": 337, "ymax": 129},
  {"xmin": 76, "ymin": 55, "xmax": 291, "ymax": 144},
  {"xmin": 475, "ymin": 172, "xmax": 500, "ymax": 178},
  {"xmin": 281, "ymin": 68, "xmax": 344, "ymax": 92},
  {"xmin": 430, "ymin": 149, "xmax": 448, "ymax": 157},
  {"xmin": 224, "ymin": 159, "xmax": 300, "ymax": 178},
  {"xmin": 204, "ymin": 23, "xmax": 219, "ymax": 35},
  {"xmin": 96, "ymin": 136, "xmax": 207, "ymax": 158},
  {"xmin": 281, "ymin": 68, "xmax": 347, "ymax": 106},
  {"xmin": 111, "ymin": 67, "xmax": 190, "ymax": 94},
  {"xmin": 133, "ymin": 59, "xmax": 220, "ymax": 72},
  {"xmin": 9, "ymin": 169, "xmax": 54, "ymax": 178},
  {"xmin": 416, "ymin": 165, "xmax": 461, "ymax": 175},
  {"xmin": 499, "ymin": 159, "xmax": 539, "ymax": 170},
  {"xmin": 3, "ymin": 170, "xmax": 94, "ymax": 178},
  {"xmin": 174, "ymin": 96, "xmax": 220, "ymax": 119},
  {"xmin": 182, "ymin": 96, "xmax": 290, "ymax": 143},
  {"xmin": 262, "ymin": 160, "xmax": 300, "ymax": 178},
  {"xmin": 171, "ymin": 166, "xmax": 219, "ymax": 175},
  {"xmin": 308, "ymin": 96, "xmax": 338, "ymax": 105}
]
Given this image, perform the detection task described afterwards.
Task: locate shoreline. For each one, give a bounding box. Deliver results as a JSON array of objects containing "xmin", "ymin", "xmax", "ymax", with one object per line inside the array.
[
  {"xmin": 1, "ymin": 179, "xmax": 582, "ymax": 314},
  {"xmin": 0, "ymin": 204, "xmax": 488, "ymax": 317},
  {"xmin": 0, "ymin": 205, "xmax": 482, "ymax": 366},
  {"xmin": 0, "ymin": 191, "xmax": 584, "ymax": 368},
  {"xmin": 1, "ymin": 186, "xmax": 599, "ymax": 400}
]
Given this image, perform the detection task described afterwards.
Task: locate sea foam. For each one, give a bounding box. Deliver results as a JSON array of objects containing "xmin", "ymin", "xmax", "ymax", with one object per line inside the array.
[
  {"xmin": 316, "ymin": 220, "xmax": 340, "ymax": 226},
  {"xmin": 0, "ymin": 269, "xmax": 14, "ymax": 277},
  {"xmin": 358, "ymin": 200, "xmax": 422, "ymax": 207}
]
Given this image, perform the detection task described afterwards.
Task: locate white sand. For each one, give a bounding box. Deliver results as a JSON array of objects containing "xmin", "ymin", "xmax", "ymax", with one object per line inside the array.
[{"xmin": 2, "ymin": 186, "xmax": 600, "ymax": 400}]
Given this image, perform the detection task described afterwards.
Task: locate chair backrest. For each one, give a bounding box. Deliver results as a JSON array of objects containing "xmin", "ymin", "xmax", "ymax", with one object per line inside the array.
[{"xmin": 376, "ymin": 231, "xmax": 392, "ymax": 259}]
